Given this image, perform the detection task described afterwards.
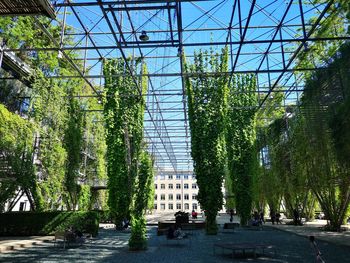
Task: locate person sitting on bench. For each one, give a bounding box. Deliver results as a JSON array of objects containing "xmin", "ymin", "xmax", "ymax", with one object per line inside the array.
[
  {"xmin": 122, "ymin": 218, "xmax": 130, "ymax": 230},
  {"xmin": 167, "ymin": 224, "xmax": 187, "ymax": 239}
]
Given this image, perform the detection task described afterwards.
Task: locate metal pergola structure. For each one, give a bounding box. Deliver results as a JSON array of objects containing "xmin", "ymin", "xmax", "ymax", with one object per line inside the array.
[{"xmin": 0, "ymin": 0, "xmax": 349, "ymax": 175}]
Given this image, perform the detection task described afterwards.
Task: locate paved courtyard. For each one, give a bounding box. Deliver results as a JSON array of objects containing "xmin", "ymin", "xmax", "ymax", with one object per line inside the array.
[{"xmin": 1, "ymin": 222, "xmax": 350, "ymax": 263}]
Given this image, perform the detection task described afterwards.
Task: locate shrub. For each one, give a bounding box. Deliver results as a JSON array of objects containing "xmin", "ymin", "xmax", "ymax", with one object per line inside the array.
[{"xmin": 0, "ymin": 211, "xmax": 99, "ymax": 236}]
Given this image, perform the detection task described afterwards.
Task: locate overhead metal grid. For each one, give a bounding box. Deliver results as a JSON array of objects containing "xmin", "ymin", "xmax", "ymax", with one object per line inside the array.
[
  {"xmin": 0, "ymin": 0, "xmax": 349, "ymax": 175},
  {"xmin": 0, "ymin": 0, "xmax": 55, "ymax": 18}
]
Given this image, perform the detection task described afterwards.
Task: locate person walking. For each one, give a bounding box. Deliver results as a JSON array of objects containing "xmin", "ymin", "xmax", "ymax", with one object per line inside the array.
[
  {"xmin": 259, "ymin": 211, "xmax": 265, "ymax": 224},
  {"xmin": 270, "ymin": 209, "xmax": 276, "ymax": 225},
  {"xmin": 229, "ymin": 209, "xmax": 234, "ymax": 222}
]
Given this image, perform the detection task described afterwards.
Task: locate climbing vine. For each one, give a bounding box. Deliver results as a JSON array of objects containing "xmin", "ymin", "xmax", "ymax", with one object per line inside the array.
[
  {"xmin": 0, "ymin": 16, "xmax": 106, "ymax": 211},
  {"xmin": 226, "ymin": 74, "xmax": 258, "ymax": 226},
  {"xmin": 129, "ymin": 150, "xmax": 154, "ymax": 250},
  {"xmin": 185, "ymin": 48, "xmax": 228, "ymax": 234},
  {"xmin": 103, "ymin": 58, "xmax": 148, "ymax": 229},
  {"xmin": 0, "ymin": 104, "xmax": 39, "ymax": 211},
  {"xmin": 63, "ymin": 88, "xmax": 85, "ymax": 210}
]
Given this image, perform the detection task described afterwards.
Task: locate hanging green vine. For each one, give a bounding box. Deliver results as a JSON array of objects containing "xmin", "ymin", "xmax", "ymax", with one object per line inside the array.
[
  {"xmin": 103, "ymin": 58, "xmax": 148, "ymax": 229},
  {"xmin": 0, "ymin": 15, "xmax": 110, "ymax": 212},
  {"xmin": 129, "ymin": 150, "xmax": 154, "ymax": 250},
  {"xmin": 63, "ymin": 88, "xmax": 85, "ymax": 211},
  {"xmin": 185, "ymin": 48, "xmax": 228, "ymax": 234},
  {"xmin": 226, "ymin": 74, "xmax": 258, "ymax": 225},
  {"xmin": 298, "ymin": 42, "xmax": 350, "ymax": 230},
  {"xmin": 0, "ymin": 103, "xmax": 40, "ymax": 211}
]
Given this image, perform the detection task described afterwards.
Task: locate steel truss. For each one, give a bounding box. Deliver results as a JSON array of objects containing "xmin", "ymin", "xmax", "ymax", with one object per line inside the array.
[{"xmin": 0, "ymin": 0, "xmax": 348, "ymax": 174}]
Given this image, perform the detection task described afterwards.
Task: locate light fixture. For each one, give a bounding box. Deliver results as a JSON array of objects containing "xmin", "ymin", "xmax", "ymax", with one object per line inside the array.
[{"xmin": 139, "ymin": 31, "xmax": 149, "ymax": 42}]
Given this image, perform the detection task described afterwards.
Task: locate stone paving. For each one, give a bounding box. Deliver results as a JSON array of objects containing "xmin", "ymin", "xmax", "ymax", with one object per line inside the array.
[
  {"xmin": 1, "ymin": 214, "xmax": 350, "ymax": 262},
  {"xmin": 1, "ymin": 222, "xmax": 350, "ymax": 262},
  {"xmin": 268, "ymin": 219, "xmax": 350, "ymax": 247}
]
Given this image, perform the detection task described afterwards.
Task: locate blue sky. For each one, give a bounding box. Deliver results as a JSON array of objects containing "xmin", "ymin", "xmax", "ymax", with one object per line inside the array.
[{"xmin": 51, "ymin": 0, "xmax": 339, "ymax": 173}]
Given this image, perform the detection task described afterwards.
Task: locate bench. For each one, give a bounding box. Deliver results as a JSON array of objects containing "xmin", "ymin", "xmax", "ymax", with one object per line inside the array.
[
  {"xmin": 213, "ymin": 242, "xmax": 276, "ymax": 259},
  {"xmin": 54, "ymin": 231, "xmax": 92, "ymax": 249},
  {"xmin": 54, "ymin": 231, "xmax": 67, "ymax": 248}
]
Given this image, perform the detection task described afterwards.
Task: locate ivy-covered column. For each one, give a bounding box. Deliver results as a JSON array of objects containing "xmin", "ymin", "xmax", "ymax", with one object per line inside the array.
[
  {"xmin": 129, "ymin": 150, "xmax": 154, "ymax": 250},
  {"xmin": 185, "ymin": 49, "xmax": 228, "ymax": 234},
  {"xmin": 63, "ymin": 88, "xmax": 85, "ymax": 210},
  {"xmin": 103, "ymin": 58, "xmax": 148, "ymax": 229},
  {"xmin": 226, "ymin": 74, "xmax": 258, "ymax": 226}
]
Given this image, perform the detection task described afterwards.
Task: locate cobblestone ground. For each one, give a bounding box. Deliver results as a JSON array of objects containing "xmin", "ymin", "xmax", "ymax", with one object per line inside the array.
[{"xmin": 0, "ymin": 225, "xmax": 349, "ymax": 263}]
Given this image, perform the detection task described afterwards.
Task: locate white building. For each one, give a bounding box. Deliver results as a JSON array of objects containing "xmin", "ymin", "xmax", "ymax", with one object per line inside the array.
[{"xmin": 153, "ymin": 172, "xmax": 226, "ymax": 213}]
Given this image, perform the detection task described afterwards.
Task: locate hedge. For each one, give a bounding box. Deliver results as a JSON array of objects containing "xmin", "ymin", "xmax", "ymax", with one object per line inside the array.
[{"xmin": 0, "ymin": 211, "xmax": 99, "ymax": 236}]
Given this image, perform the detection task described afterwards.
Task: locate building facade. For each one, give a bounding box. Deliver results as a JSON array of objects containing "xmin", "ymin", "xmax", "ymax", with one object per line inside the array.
[{"xmin": 153, "ymin": 172, "xmax": 225, "ymax": 213}]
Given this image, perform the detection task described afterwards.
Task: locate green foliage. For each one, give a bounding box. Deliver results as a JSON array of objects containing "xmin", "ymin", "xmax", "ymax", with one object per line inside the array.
[
  {"xmin": 77, "ymin": 184, "xmax": 92, "ymax": 211},
  {"xmin": 0, "ymin": 15, "xmax": 105, "ymax": 211},
  {"xmin": 226, "ymin": 74, "xmax": 258, "ymax": 225},
  {"xmin": 0, "ymin": 211, "xmax": 99, "ymax": 236},
  {"xmin": 103, "ymin": 59, "xmax": 150, "ymax": 250},
  {"xmin": 298, "ymin": 43, "xmax": 350, "ymax": 230},
  {"xmin": 0, "ymin": 103, "xmax": 40, "ymax": 211},
  {"xmin": 63, "ymin": 90, "xmax": 85, "ymax": 210},
  {"xmin": 129, "ymin": 150, "xmax": 154, "ymax": 250},
  {"xmin": 185, "ymin": 48, "xmax": 228, "ymax": 234},
  {"xmin": 29, "ymin": 71, "xmax": 68, "ymax": 210},
  {"xmin": 129, "ymin": 216, "xmax": 147, "ymax": 251},
  {"xmin": 295, "ymin": 0, "xmax": 349, "ymax": 78},
  {"xmin": 133, "ymin": 151, "xmax": 154, "ymax": 216},
  {"xmin": 260, "ymin": 43, "xmax": 350, "ymax": 230}
]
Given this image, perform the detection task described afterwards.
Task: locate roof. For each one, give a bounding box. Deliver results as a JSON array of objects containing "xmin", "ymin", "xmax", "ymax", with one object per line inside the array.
[{"xmin": 0, "ymin": 0, "xmax": 55, "ymax": 19}]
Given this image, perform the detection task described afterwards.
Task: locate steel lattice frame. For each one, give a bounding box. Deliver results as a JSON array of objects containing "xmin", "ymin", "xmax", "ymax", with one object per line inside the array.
[{"xmin": 1, "ymin": 0, "xmax": 349, "ymax": 174}]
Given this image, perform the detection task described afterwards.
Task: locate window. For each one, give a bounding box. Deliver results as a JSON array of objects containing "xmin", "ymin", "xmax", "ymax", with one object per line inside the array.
[
  {"xmin": 184, "ymin": 203, "xmax": 189, "ymax": 210},
  {"xmin": 168, "ymin": 203, "xmax": 173, "ymax": 210},
  {"xmin": 192, "ymin": 194, "xmax": 197, "ymax": 200},
  {"xmin": 176, "ymin": 203, "xmax": 181, "ymax": 210},
  {"xmin": 154, "ymin": 194, "xmax": 157, "ymax": 200},
  {"xmin": 19, "ymin": 202, "xmax": 25, "ymax": 211},
  {"xmin": 176, "ymin": 194, "xmax": 181, "ymax": 200},
  {"xmin": 192, "ymin": 203, "xmax": 197, "ymax": 210},
  {"xmin": 161, "ymin": 194, "xmax": 165, "ymax": 200},
  {"xmin": 184, "ymin": 183, "xmax": 189, "ymax": 189},
  {"xmin": 154, "ymin": 204, "xmax": 157, "ymax": 210},
  {"xmin": 176, "ymin": 184, "xmax": 181, "ymax": 189},
  {"xmin": 161, "ymin": 184, "xmax": 165, "ymax": 189},
  {"xmin": 168, "ymin": 184, "xmax": 173, "ymax": 189},
  {"xmin": 168, "ymin": 175, "xmax": 173, "ymax": 179},
  {"xmin": 184, "ymin": 194, "xmax": 189, "ymax": 200},
  {"xmin": 176, "ymin": 174, "xmax": 181, "ymax": 180},
  {"xmin": 160, "ymin": 203, "xmax": 165, "ymax": 210},
  {"xmin": 184, "ymin": 175, "xmax": 188, "ymax": 180},
  {"xmin": 168, "ymin": 194, "xmax": 173, "ymax": 200},
  {"xmin": 155, "ymin": 184, "xmax": 157, "ymax": 189},
  {"xmin": 192, "ymin": 183, "xmax": 197, "ymax": 189}
]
